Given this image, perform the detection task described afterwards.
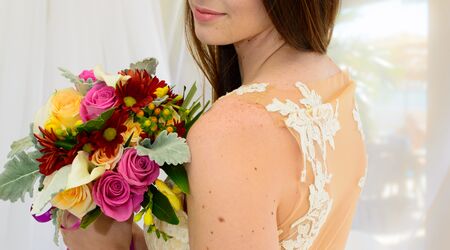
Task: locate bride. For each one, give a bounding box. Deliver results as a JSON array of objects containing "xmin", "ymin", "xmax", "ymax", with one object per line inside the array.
[{"xmin": 62, "ymin": 0, "xmax": 369, "ymax": 249}]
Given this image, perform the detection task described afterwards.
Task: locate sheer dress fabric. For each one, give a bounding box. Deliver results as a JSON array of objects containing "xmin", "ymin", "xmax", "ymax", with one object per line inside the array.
[{"xmin": 145, "ymin": 69, "xmax": 368, "ymax": 250}]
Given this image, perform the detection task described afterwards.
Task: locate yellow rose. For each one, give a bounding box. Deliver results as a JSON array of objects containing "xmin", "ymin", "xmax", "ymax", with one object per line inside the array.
[
  {"xmin": 91, "ymin": 145, "xmax": 124, "ymax": 170},
  {"xmin": 51, "ymin": 184, "xmax": 96, "ymax": 219},
  {"xmin": 33, "ymin": 96, "xmax": 52, "ymax": 134},
  {"xmin": 121, "ymin": 119, "xmax": 142, "ymax": 146},
  {"xmin": 50, "ymin": 88, "xmax": 83, "ymax": 129}
]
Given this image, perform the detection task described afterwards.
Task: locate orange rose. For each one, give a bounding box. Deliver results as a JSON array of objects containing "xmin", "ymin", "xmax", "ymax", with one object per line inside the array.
[{"xmin": 90, "ymin": 145, "xmax": 124, "ymax": 170}]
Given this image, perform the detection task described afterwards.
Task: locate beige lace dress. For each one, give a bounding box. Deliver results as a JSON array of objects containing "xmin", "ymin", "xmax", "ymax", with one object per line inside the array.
[{"xmin": 145, "ymin": 69, "xmax": 368, "ymax": 250}]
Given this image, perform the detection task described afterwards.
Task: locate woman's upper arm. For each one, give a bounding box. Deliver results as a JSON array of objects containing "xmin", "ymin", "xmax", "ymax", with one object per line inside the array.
[{"xmin": 185, "ymin": 97, "xmax": 282, "ymax": 250}]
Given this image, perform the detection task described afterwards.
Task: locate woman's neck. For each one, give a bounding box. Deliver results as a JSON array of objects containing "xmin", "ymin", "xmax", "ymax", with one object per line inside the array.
[
  {"xmin": 233, "ymin": 26, "xmax": 287, "ymax": 84},
  {"xmin": 233, "ymin": 25, "xmax": 330, "ymax": 86}
]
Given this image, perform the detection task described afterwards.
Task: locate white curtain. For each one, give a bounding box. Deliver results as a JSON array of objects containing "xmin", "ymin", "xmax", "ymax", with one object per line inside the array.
[
  {"xmin": 0, "ymin": 0, "xmax": 204, "ymax": 249},
  {"xmin": 0, "ymin": 0, "xmax": 447, "ymax": 249}
]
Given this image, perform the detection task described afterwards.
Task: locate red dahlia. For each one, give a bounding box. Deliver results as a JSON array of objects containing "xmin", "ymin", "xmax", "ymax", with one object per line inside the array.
[
  {"xmin": 92, "ymin": 109, "xmax": 129, "ymax": 158},
  {"xmin": 116, "ymin": 69, "xmax": 168, "ymax": 113},
  {"xmin": 173, "ymin": 120, "xmax": 186, "ymax": 138},
  {"xmin": 34, "ymin": 127, "xmax": 79, "ymax": 176}
]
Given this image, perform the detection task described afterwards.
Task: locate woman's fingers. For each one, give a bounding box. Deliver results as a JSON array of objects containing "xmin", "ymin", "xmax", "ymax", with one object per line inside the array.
[{"xmin": 60, "ymin": 211, "xmax": 134, "ymax": 250}]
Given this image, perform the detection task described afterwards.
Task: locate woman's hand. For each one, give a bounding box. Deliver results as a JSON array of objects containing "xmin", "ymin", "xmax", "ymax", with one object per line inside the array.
[{"xmin": 61, "ymin": 211, "xmax": 133, "ymax": 250}]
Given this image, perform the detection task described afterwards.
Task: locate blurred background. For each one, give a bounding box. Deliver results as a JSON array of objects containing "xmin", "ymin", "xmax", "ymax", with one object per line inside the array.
[{"xmin": 0, "ymin": 0, "xmax": 448, "ymax": 249}]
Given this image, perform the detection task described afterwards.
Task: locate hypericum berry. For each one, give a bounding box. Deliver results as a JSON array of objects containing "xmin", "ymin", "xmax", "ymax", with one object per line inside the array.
[
  {"xmin": 162, "ymin": 108, "xmax": 171, "ymax": 116},
  {"xmin": 143, "ymin": 119, "xmax": 151, "ymax": 127},
  {"xmin": 136, "ymin": 110, "xmax": 144, "ymax": 117}
]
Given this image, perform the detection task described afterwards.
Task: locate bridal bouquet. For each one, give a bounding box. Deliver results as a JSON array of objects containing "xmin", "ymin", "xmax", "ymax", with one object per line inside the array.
[{"xmin": 0, "ymin": 58, "xmax": 209, "ymax": 245}]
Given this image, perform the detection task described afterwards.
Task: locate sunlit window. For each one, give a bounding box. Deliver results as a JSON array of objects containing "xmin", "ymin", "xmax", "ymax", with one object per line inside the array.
[{"xmin": 329, "ymin": 0, "xmax": 428, "ymax": 249}]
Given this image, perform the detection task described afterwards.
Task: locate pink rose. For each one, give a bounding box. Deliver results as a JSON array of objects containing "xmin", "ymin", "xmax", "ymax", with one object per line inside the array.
[
  {"xmin": 92, "ymin": 171, "xmax": 143, "ymax": 222},
  {"xmin": 117, "ymin": 148, "xmax": 160, "ymax": 195},
  {"xmin": 80, "ymin": 82, "xmax": 118, "ymax": 122},
  {"xmin": 78, "ymin": 69, "xmax": 97, "ymax": 82}
]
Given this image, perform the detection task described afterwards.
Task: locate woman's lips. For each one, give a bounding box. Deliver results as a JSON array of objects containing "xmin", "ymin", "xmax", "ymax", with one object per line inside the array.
[{"xmin": 193, "ymin": 7, "xmax": 226, "ymax": 22}]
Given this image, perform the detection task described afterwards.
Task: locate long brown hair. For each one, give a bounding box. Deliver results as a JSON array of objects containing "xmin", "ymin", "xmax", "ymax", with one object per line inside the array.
[{"xmin": 184, "ymin": 0, "xmax": 341, "ymax": 102}]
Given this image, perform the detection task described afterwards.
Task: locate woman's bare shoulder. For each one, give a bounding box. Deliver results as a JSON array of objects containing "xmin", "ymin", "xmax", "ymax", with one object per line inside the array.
[
  {"xmin": 186, "ymin": 93, "xmax": 276, "ymax": 143},
  {"xmin": 184, "ymin": 94, "xmax": 283, "ymax": 249}
]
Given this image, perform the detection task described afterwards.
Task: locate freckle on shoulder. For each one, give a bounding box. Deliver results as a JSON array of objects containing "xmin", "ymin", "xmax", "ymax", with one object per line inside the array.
[{"xmin": 187, "ymin": 93, "xmax": 276, "ymax": 141}]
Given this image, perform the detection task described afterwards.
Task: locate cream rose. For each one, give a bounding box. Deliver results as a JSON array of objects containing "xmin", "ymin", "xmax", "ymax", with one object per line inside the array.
[{"xmin": 51, "ymin": 184, "xmax": 96, "ymax": 219}]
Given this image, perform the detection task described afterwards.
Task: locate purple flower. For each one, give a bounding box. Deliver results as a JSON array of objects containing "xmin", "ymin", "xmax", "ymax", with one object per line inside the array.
[
  {"xmin": 92, "ymin": 171, "xmax": 143, "ymax": 222},
  {"xmin": 117, "ymin": 148, "xmax": 160, "ymax": 195},
  {"xmin": 78, "ymin": 69, "xmax": 97, "ymax": 82},
  {"xmin": 80, "ymin": 82, "xmax": 118, "ymax": 122}
]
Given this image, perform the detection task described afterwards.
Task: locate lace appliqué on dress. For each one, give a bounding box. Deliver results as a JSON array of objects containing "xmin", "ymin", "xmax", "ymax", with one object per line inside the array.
[
  {"xmin": 218, "ymin": 82, "xmax": 269, "ymax": 101},
  {"xmin": 352, "ymin": 98, "xmax": 368, "ymax": 189},
  {"xmin": 265, "ymin": 81, "xmax": 340, "ymax": 250},
  {"xmin": 352, "ymin": 99, "xmax": 365, "ymax": 141},
  {"xmin": 358, "ymin": 162, "xmax": 368, "ymax": 189}
]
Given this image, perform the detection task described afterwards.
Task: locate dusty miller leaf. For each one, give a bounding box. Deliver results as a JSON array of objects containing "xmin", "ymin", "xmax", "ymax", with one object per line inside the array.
[
  {"xmin": 58, "ymin": 67, "xmax": 83, "ymax": 85},
  {"xmin": 57, "ymin": 67, "xmax": 93, "ymax": 95},
  {"xmin": 0, "ymin": 150, "xmax": 41, "ymax": 202},
  {"xmin": 7, "ymin": 136, "xmax": 34, "ymax": 159},
  {"xmin": 129, "ymin": 57, "xmax": 159, "ymax": 75},
  {"xmin": 136, "ymin": 130, "xmax": 190, "ymax": 166}
]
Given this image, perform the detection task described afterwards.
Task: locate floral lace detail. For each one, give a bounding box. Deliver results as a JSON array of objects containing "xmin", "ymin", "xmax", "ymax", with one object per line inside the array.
[
  {"xmin": 352, "ymin": 99, "xmax": 365, "ymax": 141},
  {"xmin": 352, "ymin": 98, "xmax": 368, "ymax": 189},
  {"xmin": 265, "ymin": 81, "xmax": 340, "ymax": 250},
  {"xmin": 358, "ymin": 163, "xmax": 368, "ymax": 189},
  {"xmin": 218, "ymin": 82, "xmax": 269, "ymax": 100}
]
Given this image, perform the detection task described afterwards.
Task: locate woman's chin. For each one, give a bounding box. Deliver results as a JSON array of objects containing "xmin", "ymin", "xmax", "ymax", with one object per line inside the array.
[{"xmin": 194, "ymin": 30, "xmax": 233, "ymax": 46}]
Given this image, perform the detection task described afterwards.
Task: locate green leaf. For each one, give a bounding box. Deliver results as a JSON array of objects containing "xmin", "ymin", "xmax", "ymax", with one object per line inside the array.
[
  {"xmin": 129, "ymin": 57, "xmax": 159, "ymax": 75},
  {"xmin": 185, "ymin": 99, "xmax": 210, "ymax": 136},
  {"xmin": 161, "ymin": 164, "xmax": 190, "ymax": 194},
  {"xmin": 0, "ymin": 150, "xmax": 41, "ymax": 202},
  {"xmin": 136, "ymin": 130, "xmax": 190, "ymax": 166},
  {"xmin": 150, "ymin": 185, "xmax": 179, "ymax": 225},
  {"xmin": 124, "ymin": 132, "xmax": 134, "ymax": 148},
  {"xmin": 80, "ymin": 206, "xmax": 102, "ymax": 229},
  {"xmin": 181, "ymin": 81, "xmax": 197, "ymax": 110},
  {"xmin": 187, "ymin": 99, "xmax": 201, "ymax": 120},
  {"xmin": 160, "ymin": 230, "xmax": 174, "ymax": 241},
  {"xmin": 31, "ymin": 165, "xmax": 71, "ymax": 215},
  {"xmin": 54, "ymin": 140, "xmax": 76, "ymax": 150},
  {"xmin": 76, "ymin": 108, "xmax": 115, "ymax": 133}
]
